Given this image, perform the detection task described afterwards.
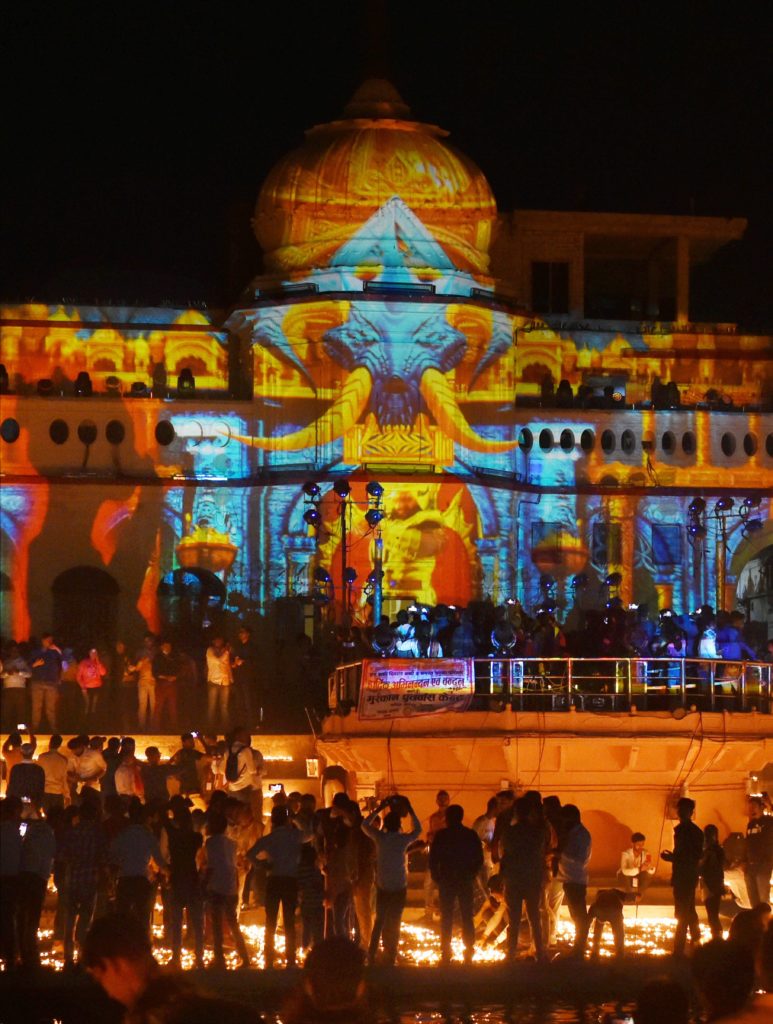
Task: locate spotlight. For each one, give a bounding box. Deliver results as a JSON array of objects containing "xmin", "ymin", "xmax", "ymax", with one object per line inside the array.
[
  {"xmin": 604, "ymin": 572, "xmax": 623, "ymax": 587},
  {"xmin": 365, "ymin": 481, "xmax": 384, "ymax": 499},
  {"xmin": 74, "ymin": 371, "xmax": 93, "ymax": 397},
  {"xmin": 539, "ymin": 575, "xmax": 556, "ymax": 590},
  {"xmin": 303, "ymin": 481, "xmax": 321, "ymax": 498},
  {"xmin": 177, "ymin": 368, "xmax": 196, "ymax": 395},
  {"xmin": 105, "ymin": 375, "xmax": 122, "ymax": 395},
  {"xmin": 687, "ymin": 497, "xmax": 706, "ymax": 515},
  {"xmin": 37, "ymin": 378, "xmax": 55, "ymax": 397},
  {"xmin": 130, "ymin": 381, "xmax": 150, "ymax": 397},
  {"xmin": 714, "ymin": 497, "xmax": 734, "ymax": 513},
  {"xmin": 303, "ymin": 508, "xmax": 322, "ymax": 527},
  {"xmin": 742, "ymin": 496, "xmax": 761, "ymax": 510},
  {"xmin": 687, "ymin": 523, "xmax": 707, "ymax": 538},
  {"xmin": 333, "ymin": 479, "xmax": 351, "ymax": 498},
  {"xmin": 313, "ymin": 566, "xmax": 331, "ymax": 583},
  {"xmin": 364, "ymin": 508, "xmax": 385, "ymax": 528},
  {"xmin": 343, "ymin": 567, "xmax": 358, "ymax": 585},
  {"xmin": 571, "ymin": 573, "xmax": 589, "ymax": 589}
]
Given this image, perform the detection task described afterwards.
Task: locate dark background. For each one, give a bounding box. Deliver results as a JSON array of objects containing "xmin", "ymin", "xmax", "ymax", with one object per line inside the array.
[{"xmin": 2, "ymin": 2, "xmax": 770, "ymax": 327}]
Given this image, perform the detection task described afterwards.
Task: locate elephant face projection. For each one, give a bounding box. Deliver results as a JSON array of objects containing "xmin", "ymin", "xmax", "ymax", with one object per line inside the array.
[{"xmin": 230, "ymin": 300, "xmax": 518, "ymax": 454}]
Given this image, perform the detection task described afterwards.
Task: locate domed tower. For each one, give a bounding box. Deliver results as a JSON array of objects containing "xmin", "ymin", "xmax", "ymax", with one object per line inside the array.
[{"xmin": 251, "ymin": 78, "xmax": 498, "ymax": 278}]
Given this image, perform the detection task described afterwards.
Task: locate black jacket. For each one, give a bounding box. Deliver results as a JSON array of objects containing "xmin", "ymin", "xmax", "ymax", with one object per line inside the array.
[{"xmin": 429, "ymin": 824, "xmax": 483, "ymax": 886}]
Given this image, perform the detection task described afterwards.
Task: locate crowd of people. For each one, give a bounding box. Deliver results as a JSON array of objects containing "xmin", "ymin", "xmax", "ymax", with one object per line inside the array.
[
  {"xmin": 1, "ymin": 602, "xmax": 770, "ymax": 736},
  {"xmin": 1, "ymin": 723, "xmax": 772, "ymax": 981}
]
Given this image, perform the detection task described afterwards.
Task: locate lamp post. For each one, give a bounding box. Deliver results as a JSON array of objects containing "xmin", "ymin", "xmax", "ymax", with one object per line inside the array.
[{"xmin": 686, "ymin": 496, "xmax": 763, "ymax": 612}]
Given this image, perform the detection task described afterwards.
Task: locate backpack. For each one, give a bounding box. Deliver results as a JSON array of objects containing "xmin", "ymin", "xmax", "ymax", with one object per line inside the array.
[{"xmin": 225, "ymin": 747, "xmax": 241, "ymax": 783}]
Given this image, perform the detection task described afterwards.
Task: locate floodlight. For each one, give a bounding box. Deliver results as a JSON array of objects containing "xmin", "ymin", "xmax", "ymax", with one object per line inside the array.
[
  {"xmin": 604, "ymin": 572, "xmax": 623, "ymax": 587},
  {"xmin": 687, "ymin": 523, "xmax": 707, "ymax": 538},
  {"xmin": 742, "ymin": 496, "xmax": 761, "ymax": 510},
  {"xmin": 130, "ymin": 381, "xmax": 150, "ymax": 397},
  {"xmin": 365, "ymin": 481, "xmax": 384, "ymax": 498},
  {"xmin": 744, "ymin": 519, "xmax": 763, "ymax": 533},
  {"xmin": 571, "ymin": 573, "xmax": 589, "ymax": 589},
  {"xmin": 303, "ymin": 481, "xmax": 321, "ymax": 498},
  {"xmin": 687, "ymin": 497, "xmax": 706, "ymax": 515},
  {"xmin": 714, "ymin": 497, "xmax": 734, "ymax": 513},
  {"xmin": 364, "ymin": 508, "xmax": 385, "ymax": 528},
  {"xmin": 177, "ymin": 368, "xmax": 196, "ymax": 395},
  {"xmin": 313, "ymin": 566, "xmax": 331, "ymax": 583},
  {"xmin": 343, "ymin": 567, "xmax": 358, "ymax": 585},
  {"xmin": 105, "ymin": 375, "xmax": 122, "ymax": 394},
  {"xmin": 37, "ymin": 378, "xmax": 55, "ymax": 397},
  {"xmin": 333, "ymin": 479, "xmax": 351, "ymax": 498},
  {"xmin": 74, "ymin": 371, "xmax": 93, "ymax": 397},
  {"xmin": 303, "ymin": 508, "xmax": 322, "ymax": 527}
]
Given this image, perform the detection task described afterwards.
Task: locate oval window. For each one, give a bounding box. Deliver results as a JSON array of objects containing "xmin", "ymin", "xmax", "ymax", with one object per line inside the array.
[
  {"xmin": 743, "ymin": 433, "xmax": 757, "ymax": 457},
  {"xmin": 77, "ymin": 420, "xmax": 98, "ymax": 445},
  {"xmin": 105, "ymin": 420, "xmax": 126, "ymax": 445},
  {"xmin": 539, "ymin": 429, "xmax": 554, "ymax": 451},
  {"xmin": 720, "ymin": 432, "xmax": 736, "ymax": 457},
  {"xmin": 519, "ymin": 427, "xmax": 533, "ymax": 451},
  {"xmin": 560, "ymin": 429, "xmax": 575, "ymax": 452},
  {"xmin": 580, "ymin": 429, "xmax": 595, "ymax": 452},
  {"xmin": 661, "ymin": 430, "xmax": 676, "ymax": 454},
  {"xmin": 621, "ymin": 429, "xmax": 636, "ymax": 454},
  {"xmin": 0, "ymin": 418, "xmax": 20, "ymax": 443},
  {"xmin": 155, "ymin": 420, "xmax": 176, "ymax": 446},
  {"xmin": 682, "ymin": 432, "xmax": 696, "ymax": 455},
  {"xmin": 49, "ymin": 419, "xmax": 69, "ymax": 445},
  {"xmin": 601, "ymin": 430, "xmax": 616, "ymax": 453}
]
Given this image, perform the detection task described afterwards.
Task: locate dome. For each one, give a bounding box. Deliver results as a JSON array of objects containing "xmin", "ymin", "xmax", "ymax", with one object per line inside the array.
[{"xmin": 254, "ymin": 79, "xmax": 497, "ymax": 276}]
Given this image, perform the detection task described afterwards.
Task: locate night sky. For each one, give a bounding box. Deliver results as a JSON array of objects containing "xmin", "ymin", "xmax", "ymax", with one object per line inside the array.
[{"xmin": 2, "ymin": 3, "xmax": 771, "ymax": 327}]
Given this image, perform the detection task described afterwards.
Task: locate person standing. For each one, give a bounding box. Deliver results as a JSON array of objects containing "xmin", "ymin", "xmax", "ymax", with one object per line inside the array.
[
  {"xmin": 206, "ymin": 636, "xmax": 233, "ymax": 732},
  {"xmin": 152, "ymin": 640, "xmax": 178, "ymax": 732},
  {"xmin": 110, "ymin": 799, "xmax": 168, "ymax": 939},
  {"xmin": 37, "ymin": 734, "xmax": 70, "ymax": 812},
  {"xmin": 134, "ymin": 650, "xmax": 156, "ymax": 733},
  {"xmin": 164, "ymin": 803, "xmax": 204, "ymax": 969},
  {"xmin": 1, "ymin": 644, "xmax": 31, "ymax": 730},
  {"xmin": 248, "ymin": 804, "xmax": 310, "ymax": 968},
  {"xmin": 472, "ymin": 797, "xmax": 498, "ymax": 896},
  {"xmin": 8, "ymin": 741, "xmax": 45, "ymax": 806},
  {"xmin": 558, "ymin": 804, "xmax": 592, "ymax": 958},
  {"xmin": 744, "ymin": 796, "xmax": 773, "ymax": 907},
  {"xmin": 424, "ymin": 789, "xmax": 450, "ymax": 921},
  {"xmin": 77, "ymin": 648, "xmax": 107, "ymax": 726},
  {"xmin": 17, "ymin": 806, "xmax": 56, "ymax": 968},
  {"xmin": 429, "ymin": 804, "xmax": 483, "ymax": 964},
  {"xmin": 361, "ymin": 797, "xmax": 422, "ymax": 965},
  {"xmin": 498, "ymin": 795, "xmax": 547, "ymax": 961},
  {"xmin": 699, "ymin": 824, "xmax": 725, "ymax": 941},
  {"xmin": 29, "ymin": 633, "xmax": 62, "ymax": 733},
  {"xmin": 58, "ymin": 796, "xmax": 108, "ymax": 966},
  {"xmin": 231, "ymin": 626, "xmax": 259, "ymax": 728},
  {"xmin": 662, "ymin": 796, "xmax": 704, "ymax": 956},
  {"xmin": 224, "ymin": 728, "xmax": 264, "ymax": 822},
  {"xmin": 110, "ymin": 640, "xmax": 136, "ymax": 733},
  {"xmin": 619, "ymin": 832, "xmax": 656, "ymax": 901},
  {"xmin": 0, "ymin": 796, "xmax": 24, "ymax": 969},
  {"xmin": 170, "ymin": 733, "xmax": 205, "ymax": 799},
  {"xmin": 200, "ymin": 811, "xmax": 251, "ymax": 969}
]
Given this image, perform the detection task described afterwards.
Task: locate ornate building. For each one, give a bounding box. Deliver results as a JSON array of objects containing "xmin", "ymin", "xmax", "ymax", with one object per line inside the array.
[{"xmin": 1, "ymin": 79, "xmax": 772, "ymax": 647}]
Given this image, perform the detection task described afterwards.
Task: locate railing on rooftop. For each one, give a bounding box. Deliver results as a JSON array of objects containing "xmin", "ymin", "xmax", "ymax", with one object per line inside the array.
[{"xmin": 328, "ymin": 657, "xmax": 773, "ymax": 716}]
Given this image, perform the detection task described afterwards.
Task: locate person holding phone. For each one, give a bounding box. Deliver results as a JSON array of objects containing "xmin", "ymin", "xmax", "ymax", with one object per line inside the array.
[{"xmin": 618, "ymin": 832, "xmax": 655, "ymax": 901}]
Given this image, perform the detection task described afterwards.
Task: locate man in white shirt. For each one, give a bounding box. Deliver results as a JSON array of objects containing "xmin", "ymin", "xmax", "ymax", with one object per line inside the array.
[
  {"xmin": 37, "ymin": 734, "xmax": 70, "ymax": 811},
  {"xmin": 225, "ymin": 728, "xmax": 264, "ymax": 821},
  {"xmin": 206, "ymin": 637, "xmax": 233, "ymax": 731},
  {"xmin": 618, "ymin": 831, "xmax": 655, "ymax": 901},
  {"xmin": 77, "ymin": 737, "xmax": 107, "ymax": 793}
]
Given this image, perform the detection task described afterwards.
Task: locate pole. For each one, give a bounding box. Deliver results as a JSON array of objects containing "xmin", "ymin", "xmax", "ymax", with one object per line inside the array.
[
  {"xmin": 373, "ymin": 530, "xmax": 383, "ymax": 624},
  {"xmin": 340, "ymin": 497, "xmax": 348, "ymax": 624},
  {"xmin": 716, "ymin": 514, "xmax": 727, "ymax": 613}
]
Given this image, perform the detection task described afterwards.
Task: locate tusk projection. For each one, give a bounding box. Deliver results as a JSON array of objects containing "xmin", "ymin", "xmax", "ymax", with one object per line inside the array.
[
  {"xmin": 420, "ymin": 368, "xmax": 519, "ymax": 453},
  {"xmin": 230, "ymin": 367, "xmax": 372, "ymax": 451}
]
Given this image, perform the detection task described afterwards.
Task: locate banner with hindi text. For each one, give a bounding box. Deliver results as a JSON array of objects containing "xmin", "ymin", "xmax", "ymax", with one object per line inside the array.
[{"xmin": 357, "ymin": 659, "xmax": 474, "ymax": 719}]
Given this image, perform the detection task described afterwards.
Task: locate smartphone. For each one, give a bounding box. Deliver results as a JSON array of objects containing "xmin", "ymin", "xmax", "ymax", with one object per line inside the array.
[
  {"xmin": 268, "ymin": 783, "xmax": 283, "ymax": 794},
  {"xmin": 19, "ymin": 823, "xmax": 28, "ymax": 837},
  {"xmin": 17, "ymin": 723, "xmax": 27, "ymax": 731},
  {"xmin": 191, "ymin": 731, "xmax": 199, "ymax": 738}
]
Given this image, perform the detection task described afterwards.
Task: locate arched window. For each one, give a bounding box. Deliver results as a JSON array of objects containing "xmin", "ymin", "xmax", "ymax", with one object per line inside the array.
[{"xmin": 52, "ymin": 566, "xmax": 120, "ymax": 649}]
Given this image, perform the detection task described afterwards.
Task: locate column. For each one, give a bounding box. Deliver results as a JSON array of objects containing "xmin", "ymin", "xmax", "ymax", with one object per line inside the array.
[{"xmin": 676, "ymin": 235, "xmax": 690, "ymax": 324}]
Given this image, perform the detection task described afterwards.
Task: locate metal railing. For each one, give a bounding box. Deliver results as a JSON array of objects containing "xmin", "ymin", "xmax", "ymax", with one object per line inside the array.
[{"xmin": 329, "ymin": 657, "xmax": 773, "ymax": 715}]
